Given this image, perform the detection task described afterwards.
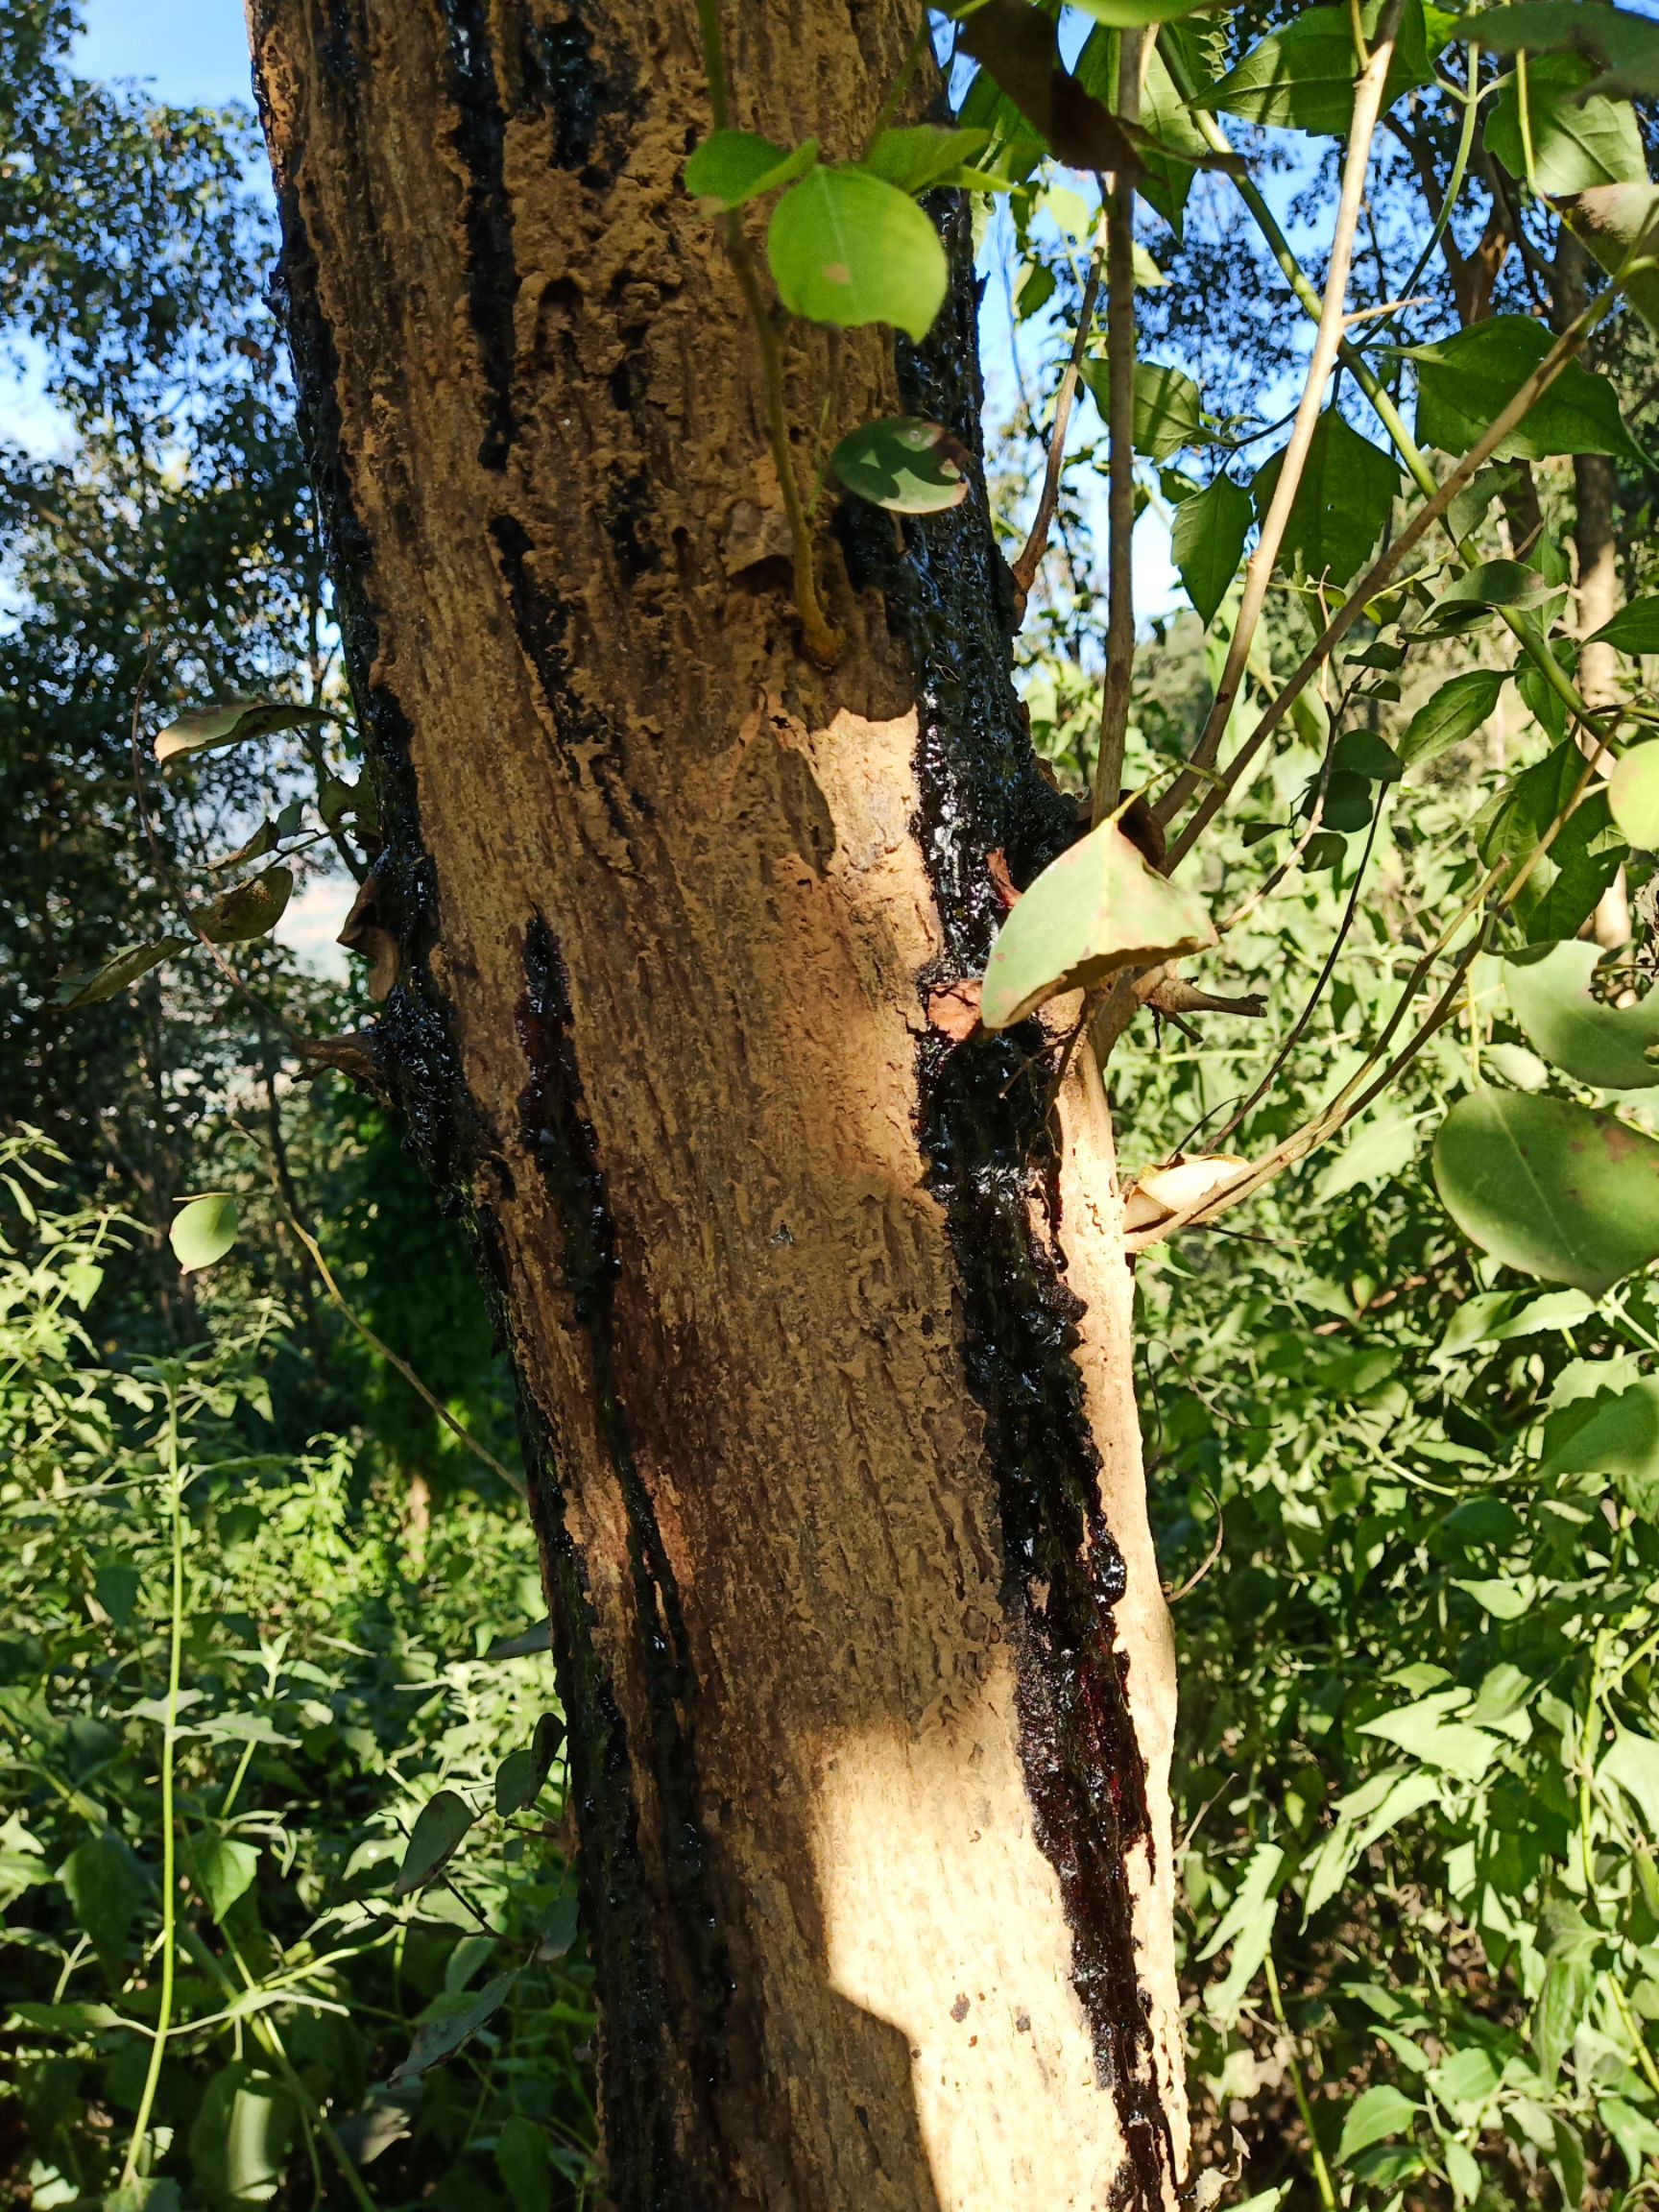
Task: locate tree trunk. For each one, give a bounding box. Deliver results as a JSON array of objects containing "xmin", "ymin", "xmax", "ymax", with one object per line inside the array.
[{"xmin": 247, "ymin": 5, "xmax": 1186, "ymax": 2204}]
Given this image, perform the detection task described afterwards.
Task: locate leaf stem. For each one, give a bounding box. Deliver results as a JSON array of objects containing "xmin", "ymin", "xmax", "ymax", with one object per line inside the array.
[
  {"xmin": 119, "ymin": 1380, "xmax": 183, "ymax": 2189},
  {"xmin": 1094, "ymin": 34, "xmax": 1145, "ymax": 824},
  {"xmin": 1264, "ymin": 1950, "xmax": 1340, "ymax": 2212},
  {"xmin": 1011, "ymin": 204, "xmax": 1105, "ymax": 612},
  {"xmin": 693, "ymin": 0, "xmax": 840, "ymax": 664}
]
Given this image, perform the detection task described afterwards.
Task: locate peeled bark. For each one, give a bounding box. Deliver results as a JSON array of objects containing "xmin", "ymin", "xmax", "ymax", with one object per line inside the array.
[{"xmin": 248, "ymin": 3, "xmax": 1185, "ymax": 2203}]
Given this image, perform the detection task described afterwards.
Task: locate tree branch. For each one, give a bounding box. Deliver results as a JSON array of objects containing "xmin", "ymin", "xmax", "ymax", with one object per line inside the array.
[{"xmin": 1156, "ymin": 0, "xmax": 1407, "ymax": 830}]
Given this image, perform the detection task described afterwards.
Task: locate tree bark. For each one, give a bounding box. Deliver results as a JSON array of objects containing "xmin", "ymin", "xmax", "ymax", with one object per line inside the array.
[{"xmin": 247, "ymin": 4, "xmax": 1185, "ymax": 2204}]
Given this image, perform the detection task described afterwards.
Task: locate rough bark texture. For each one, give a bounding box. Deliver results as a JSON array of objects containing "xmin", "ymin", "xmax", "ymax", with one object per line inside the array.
[{"xmin": 247, "ymin": 3, "xmax": 1185, "ymax": 2204}]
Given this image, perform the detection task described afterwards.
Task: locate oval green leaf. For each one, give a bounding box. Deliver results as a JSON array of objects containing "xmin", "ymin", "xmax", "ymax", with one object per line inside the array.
[
  {"xmin": 395, "ymin": 1788, "xmax": 475, "ymax": 1897},
  {"xmin": 1171, "ymin": 472, "xmax": 1251, "ymax": 628},
  {"xmin": 154, "ymin": 699, "xmax": 331, "ymax": 765},
  {"xmin": 1399, "ymin": 667, "xmax": 1507, "ymax": 769},
  {"xmin": 54, "ymin": 935, "xmax": 191, "ymax": 1009},
  {"xmin": 980, "ymin": 818, "xmax": 1218, "ymax": 1031},
  {"xmin": 683, "ymin": 130, "xmax": 817, "ymax": 211},
  {"xmin": 830, "ymin": 417, "xmax": 969, "ymax": 514},
  {"xmin": 1432, "ymin": 1089, "xmax": 1659, "ymax": 1293},
  {"xmin": 1611, "ymin": 742, "xmax": 1659, "ymax": 847},
  {"xmin": 864, "ymin": 126, "xmax": 990, "ymax": 197},
  {"xmin": 1404, "ymin": 316, "xmax": 1640, "ymax": 464},
  {"xmin": 1591, "ymin": 596, "xmax": 1659, "ymax": 655},
  {"xmin": 171, "ymin": 1193, "xmax": 239, "ymax": 1275},
  {"xmin": 194, "ymin": 864, "xmax": 293, "ymax": 947},
  {"xmin": 1505, "ymin": 940, "xmax": 1659, "ymax": 1090},
  {"xmin": 767, "ymin": 166, "xmax": 947, "ymax": 342}
]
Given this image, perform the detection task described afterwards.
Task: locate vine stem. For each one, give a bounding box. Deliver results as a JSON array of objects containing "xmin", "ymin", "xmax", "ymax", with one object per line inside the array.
[
  {"xmin": 1159, "ymin": 0, "xmax": 1407, "ymax": 830},
  {"xmin": 1264, "ymin": 1950, "xmax": 1340, "ymax": 2212},
  {"xmin": 694, "ymin": 0, "xmax": 840, "ymax": 665},
  {"xmin": 1010, "ymin": 207, "xmax": 1105, "ymax": 609},
  {"xmin": 237, "ymin": 1128, "xmax": 527, "ymax": 1500},
  {"xmin": 1094, "ymin": 32, "xmax": 1145, "ymax": 823},
  {"xmin": 119, "ymin": 1380, "xmax": 184, "ymax": 2188}
]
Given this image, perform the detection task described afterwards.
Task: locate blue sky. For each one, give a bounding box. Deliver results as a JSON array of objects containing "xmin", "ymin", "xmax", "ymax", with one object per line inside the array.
[{"xmin": 74, "ymin": 0, "xmax": 254, "ymax": 109}]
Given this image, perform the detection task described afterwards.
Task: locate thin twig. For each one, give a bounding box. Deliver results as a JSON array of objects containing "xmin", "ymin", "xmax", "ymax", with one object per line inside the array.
[
  {"xmin": 1157, "ymin": 0, "xmax": 1407, "ymax": 830},
  {"xmin": 1010, "ymin": 210, "xmax": 1106, "ymax": 608},
  {"xmin": 1166, "ymin": 270, "xmax": 1642, "ymax": 872},
  {"xmin": 126, "ymin": 641, "xmax": 306, "ymax": 1048}
]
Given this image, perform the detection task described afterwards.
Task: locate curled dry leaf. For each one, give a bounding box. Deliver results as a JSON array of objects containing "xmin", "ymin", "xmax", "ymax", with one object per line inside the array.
[
  {"xmin": 987, "ymin": 850, "xmax": 1021, "ymax": 910},
  {"xmin": 154, "ymin": 698, "xmax": 330, "ymax": 765},
  {"xmin": 1123, "ymin": 1154, "xmax": 1252, "ymax": 1234},
  {"xmin": 338, "ymin": 875, "xmax": 400, "ymax": 1001},
  {"xmin": 927, "ymin": 976, "xmax": 984, "ymax": 1044},
  {"xmin": 957, "ymin": 0, "xmax": 1145, "ymax": 175}
]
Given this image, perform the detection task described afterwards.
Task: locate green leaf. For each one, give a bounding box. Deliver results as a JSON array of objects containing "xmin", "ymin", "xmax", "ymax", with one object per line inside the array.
[
  {"xmin": 1399, "ymin": 667, "xmax": 1508, "ymax": 769},
  {"xmin": 1200, "ymin": 0, "xmax": 1437, "ymax": 135},
  {"xmin": 1479, "ymin": 739, "xmax": 1626, "ymax": 942},
  {"xmin": 1081, "ymin": 357, "xmax": 1205, "ymax": 460},
  {"xmin": 830, "ymin": 418, "xmax": 970, "ymax": 515},
  {"xmin": 1592, "ymin": 597, "xmax": 1659, "ymax": 655},
  {"xmin": 93, "ymin": 1558, "xmax": 140, "ymax": 1627},
  {"xmin": 1559, "ymin": 180, "xmax": 1659, "ymax": 334},
  {"xmin": 1250, "ymin": 411, "xmax": 1401, "ymax": 588},
  {"xmin": 391, "ymin": 1968, "xmax": 517, "ymax": 2082},
  {"xmin": 1069, "ymin": 0, "xmax": 1208, "ymax": 19},
  {"xmin": 194, "ymin": 864, "xmax": 293, "ymax": 947},
  {"xmin": 1337, "ymin": 2083, "xmax": 1421, "ymax": 2164},
  {"xmin": 154, "ymin": 698, "xmax": 329, "ymax": 766},
  {"xmin": 1171, "ymin": 472, "xmax": 1252, "ymax": 627},
  {"xmin": 1331, "ymin": 730, "xmax": 1403, "ymax": 782},
  {"xmin": 1445, "ymin": 2140, "xmax": 1482, "ymax": 2204},
  {"xmin": 494, "ymin": 1713, "xmax": 565, "ymax": 1817},
  {"xmin": 979, "ymin": 817, "xmax": 1218, "ymax": 1029},
  {"xmin": 188, "ymin": 2061, "xmax": 296, "ymax": 2205},
  {"xmin": 1453, "ymin": 4, "xmax": 1659, "ymax": 101},
  {"xmin": 1543, "ymin": 1376, "xmax": 1659, "ymax": 1512},
  {"xmin": 1534, "ymin": 1953, "xmax": 1592, "ymax": 2085},
  {"xmin": 1417, "ymin": 559, "xmax": 1560, "ymax": 636},
  {"xmin": 194, "ymin": 1838, "xmax": 259, "ymax": 1923},
  {"xmin": 1406, "ymin": 315, "xmax": 1640, "ymax": 463},
  {"xmin": 53, "ymin": 936, "xmax": 191, "ymax": 1009},
  {"xmin": 683, "ymin": 131, "xmax": 817, "ymax": 210},
  {"xmin": 767, "ymin": 166, "xmax": 947, "ymax": 341},
  {"xmin": 395, "ymin": 1788, "xmax": 475, "ymax": 1896},
  {"xmin": 170, "ymin": 1194, "xmax": 239, "ymax": 1275},
  {"xmin": 60, "ymin": 1832, "xmax": 145, "ymax": 1981},
  {"xmin": 1431, "ymin": 1089, "xmax": 1659, "ymax": 1294},
  {"xmin": 1505, "ymin": 940, "xmax": 1659, "ymax": 1090},
  {"xmin": 1486, "ymin": 54, "xmax": 1645, "ymax": 193},
  {"xmin": 496, "ymin": 2113, "xmax": 554, "ymax": 2212},
  {"xmin": 537, "ymin": 1893, "xmax": 580, "ymax": 1960},
  {"xmin": 863, "ymin": 126, "xmax": 989, "ymax": 196},
  {"xmin": 7, "ymin": 2000, "xmax": 123, "ymax": 2032},
  {"xmin": 1358, "ymin": 1692, "xmax": 1499, "ymax": 1782},
  {"xmin": 1610, "ymin": 742, "xmax": 1659, "ymax": 847},
  {"xmin": 1309, "ymin": 1760, "xmax": 1451, "ymax": 1919},
  {"xmin": 1601, "ymin": 1728, "xmax": 1659, "ymax": 1836}
]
